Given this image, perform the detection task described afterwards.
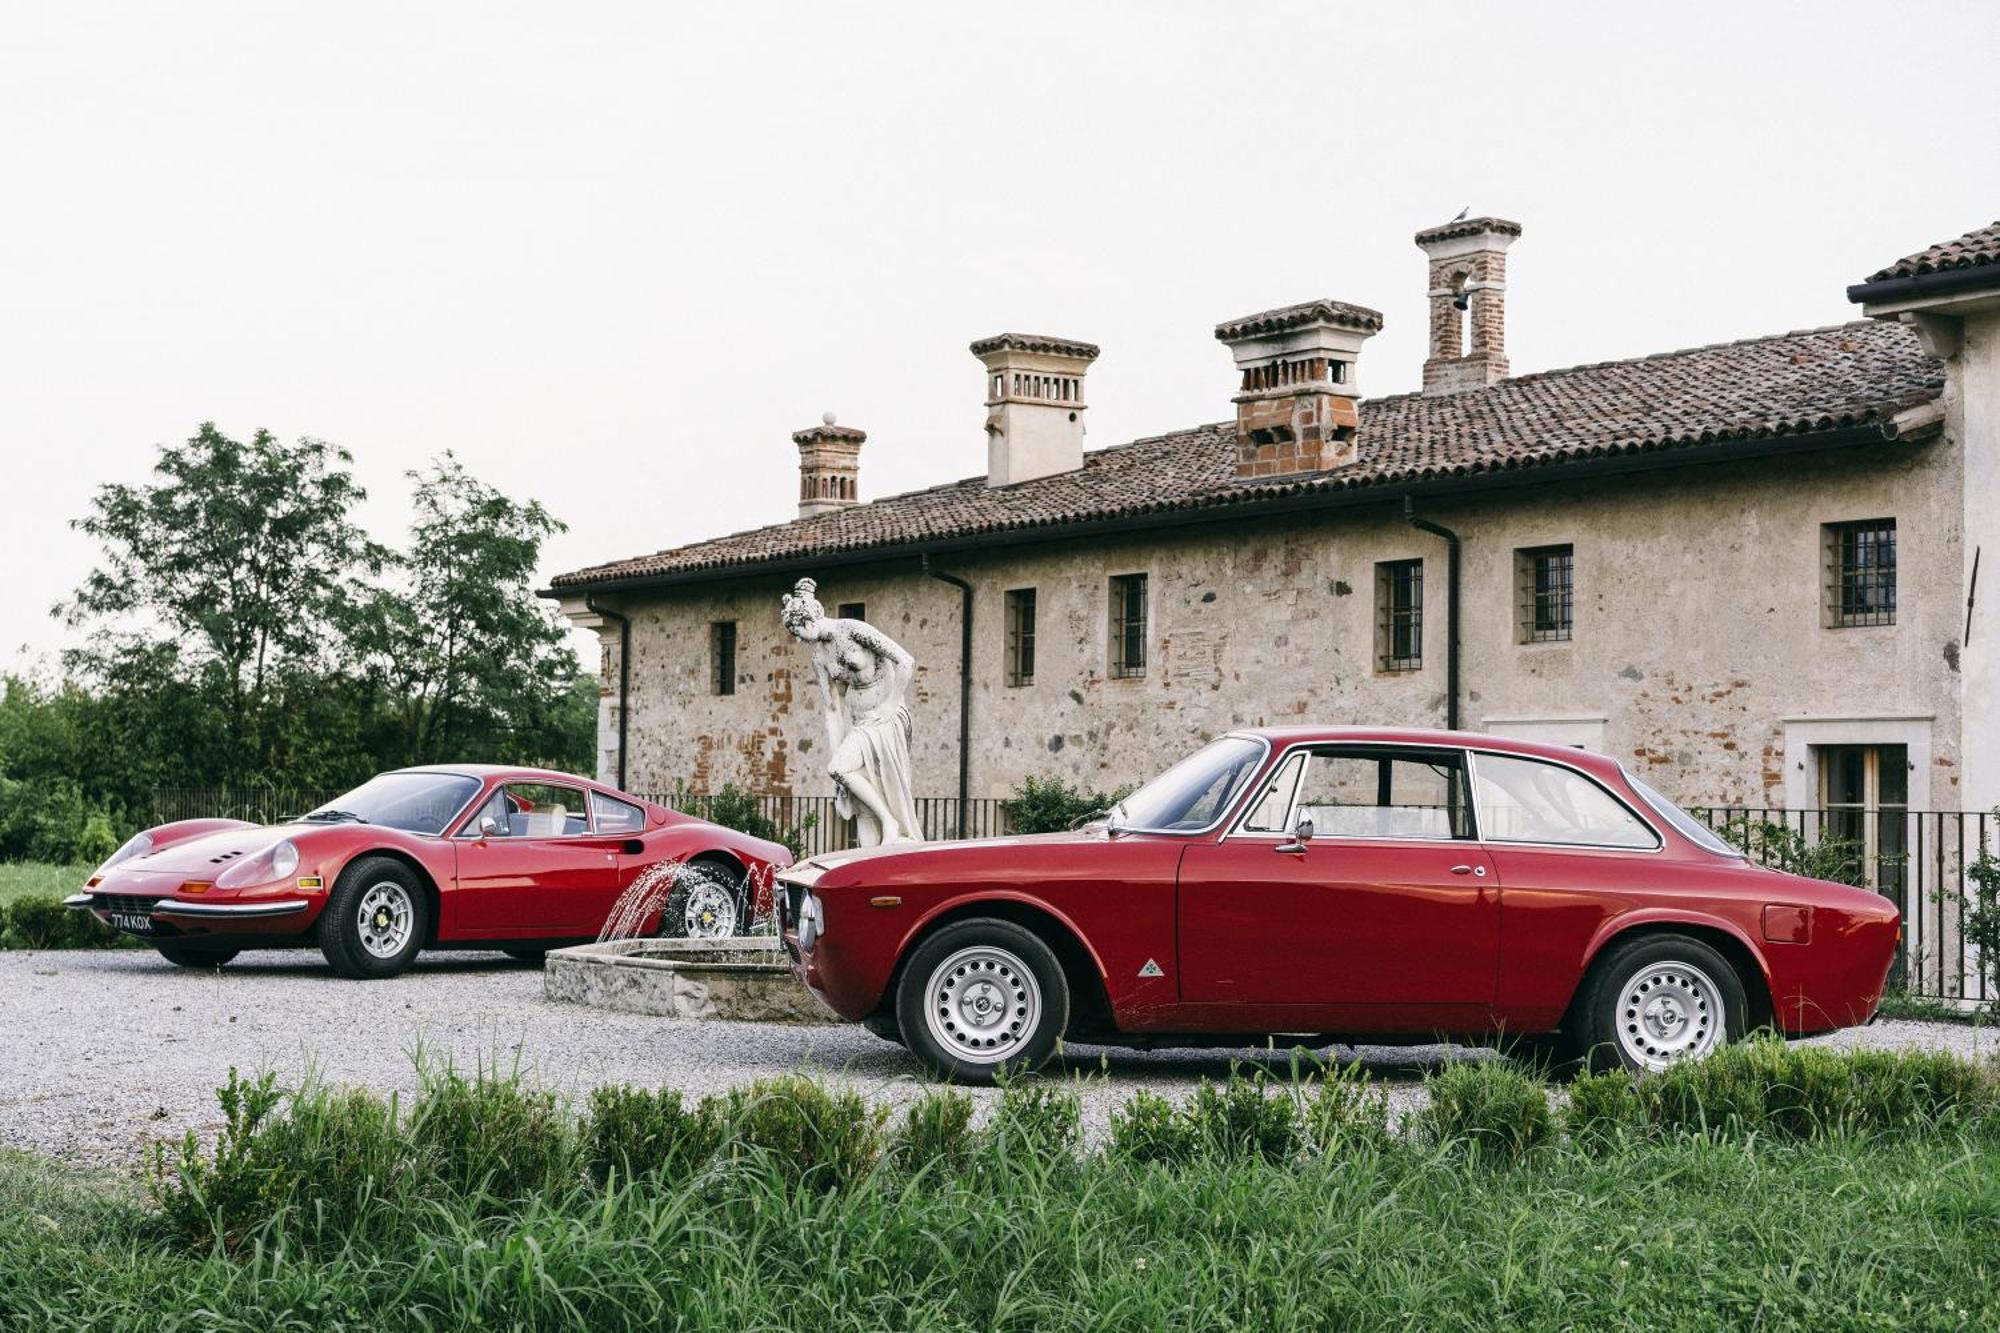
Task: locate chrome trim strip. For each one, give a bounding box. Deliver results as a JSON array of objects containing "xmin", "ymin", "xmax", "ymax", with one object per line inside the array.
[
  {"xmin": 1224, "ymin": 741, "xmax": 1479, "ymax": 843},
  {"xmin": 151, "ymin": 898, "xmax": 312, "ymax": 919},
  {"xmin": 1109, "ymin": 732, "xmax": 1275, "ymax": 838},
  {"xmin": 1464, "ymin": 748, "xmax": 1664, "ymax": 853},
  {"xmin": 62, "ymin": 893, "xmax": 93, "ymax": 910}
]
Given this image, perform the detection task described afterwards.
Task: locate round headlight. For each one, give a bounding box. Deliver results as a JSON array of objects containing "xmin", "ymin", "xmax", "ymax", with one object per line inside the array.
[
  {"xmin": 270, "ymin": 839, "xmax": 299, "ymax": 880},
  {"xmin": 95, "ymin": 831, "xmax": 154, "ymax": 877}
]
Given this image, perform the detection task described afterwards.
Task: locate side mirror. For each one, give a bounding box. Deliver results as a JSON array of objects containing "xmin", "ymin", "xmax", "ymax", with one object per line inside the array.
[
  {"xmin": 479, "ymin": 816, "xmax": 499, "ymax": 837},
  {"xmin": 1276, "ymin": 815, "xmax": 1313, "ymax": 855}
]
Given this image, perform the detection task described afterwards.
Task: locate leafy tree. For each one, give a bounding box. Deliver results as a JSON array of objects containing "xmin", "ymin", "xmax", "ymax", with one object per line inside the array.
[
  {"xmin": 61, "ymin": 424, "xmax": 387, "ymax": 781},
  {"xmin": 354, "ymin": 453, "xmax": 581, "ymax": 767}
]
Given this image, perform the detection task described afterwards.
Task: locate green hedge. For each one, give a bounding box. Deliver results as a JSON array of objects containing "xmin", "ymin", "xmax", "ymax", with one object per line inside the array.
[{"xmin": 0, "ymin": 891, "xmax": 129, "ymax": 949}]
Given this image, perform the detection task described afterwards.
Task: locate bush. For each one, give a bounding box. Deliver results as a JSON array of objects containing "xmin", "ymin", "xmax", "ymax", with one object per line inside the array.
[
  {"xmin": 1108, "ymin": 1089, "xmax": 1197, "ymax": 1165},
  {"xmin": 893, "ymin": 1089, "xmax": 975, "ymax": 1177},
  {"xmin": 1302, "ymin": 1060, "xmax": 1391, "ymax": 1154},
  {"xmin": 584, "ymin": 1085, "xmax": 725, "ymax": 1186},
  {"xmin": 985, "ymin": 1079, "xmax": 1081, "ymax": 1170},
  {"xmin": 0, "ymin": 776, "xmax": 128, "ymax": 865},
  {"xmin": 252, "ymin": 1082, "xmax": 405, "ymax": 1243},
  {"xmin": 149, "ymin": 1068, "xmax": 290, "ymax": 1247},
  {"xmin": 0, "ymin": 892, "xmax": 128, "ymax": 949},
  {"xmin": 1710, "ymin": 816, "xmax": 1864, "ymax": 885},
  {"xmin": 685, "ymin": 783, "xmax": 818, "ymax": 860},
  {"xmin": 1002, "ymin": 776, "xmax": 1131, "ymax": 835},
  {"xmin": 1415, "ymin": 1060, "xmax": 1554, "ymax": 1162},
  {"xmin": 721, "ymin": 1076, "xmax": 886, "ymax": 1193},
  {"xmin": 407, "ymin": 1062, "xmax": 575, "ymax": 1205},
  {"xmin": 1184, "ymin": 1070, "xmax": 1299, "ymax": 1163},
  {"xmin": 1564, "ymin": 1068, "xmax": 1647, "ymax": 1144}
]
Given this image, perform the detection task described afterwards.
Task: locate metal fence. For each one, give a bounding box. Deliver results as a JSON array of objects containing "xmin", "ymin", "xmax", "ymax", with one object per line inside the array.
[
  {"xmin": 1694, "ymin": 807, "xmax": 1992, "ymax": 1006},
  {"xmin": 147, "ymin": 787, "xmax": 1991, "ymax": 1004}
]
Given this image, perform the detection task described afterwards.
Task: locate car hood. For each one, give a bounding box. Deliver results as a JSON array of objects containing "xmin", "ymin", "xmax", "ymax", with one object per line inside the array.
[
  {"xmin": 116, "ymin": 824, "xmax": 311, "ymax": 879},
  {"xmin": 801, "ymin": 828, "xmax": 1112, "ymax": 874}
]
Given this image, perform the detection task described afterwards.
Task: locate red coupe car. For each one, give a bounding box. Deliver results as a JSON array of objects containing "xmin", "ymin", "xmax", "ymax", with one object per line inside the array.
[
  {"xmin": 65, "ymin": 766, "xmax": 790, "ymax": 977},
  {"xmin": 778, "ymin": 727, "xmax": 1901, "ymax": 1080}
]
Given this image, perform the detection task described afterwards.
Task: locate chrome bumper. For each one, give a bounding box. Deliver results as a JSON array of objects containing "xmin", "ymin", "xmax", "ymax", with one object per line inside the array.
[
  {"xmin": 62, "ymin": 893, "xmax": 93, "ymax": 910},
  {"xmin": 151, "ymin": 898, "xmax": 311, "ymax": 920}
]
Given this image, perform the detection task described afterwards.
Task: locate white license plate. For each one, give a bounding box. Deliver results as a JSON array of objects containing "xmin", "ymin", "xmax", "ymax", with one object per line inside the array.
[{"xmin": 107, "ymin": 912, "xmax": 154, "ymax": 935}]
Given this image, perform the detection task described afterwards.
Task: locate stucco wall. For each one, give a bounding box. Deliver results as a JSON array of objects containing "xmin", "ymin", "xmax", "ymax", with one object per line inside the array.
[{"xmin": 591, "ymin": 439, "xmax": 1961, "ymax": 809}]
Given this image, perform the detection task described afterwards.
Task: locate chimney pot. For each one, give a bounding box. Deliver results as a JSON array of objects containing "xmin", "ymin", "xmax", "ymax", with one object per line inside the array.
[
  {"xmin": 1415, "ymin": 215, "xmax": 1521, "ymax": 396},
  {"xmin": 1214, "ymin": 299, "xmax": 1382, "ymax": 480},
  {"xmin": 793, "ymin": 420, "xmax": 865, "ymax": 518},
  {"xmin": 969, "ymin": 333, "xmax": 1099, "ymax": 487}
]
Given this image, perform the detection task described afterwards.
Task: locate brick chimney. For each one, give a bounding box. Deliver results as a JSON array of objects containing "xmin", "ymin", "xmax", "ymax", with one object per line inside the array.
[
  {"xmin": 793, "ymin": 414, "xmax": 864, "ymax": 518},
  {"xmin": 1214, "ymin": 299, "xmax": 1382, "ymax": 479},
  {"xmin": 1416, "ymin": 215, "xmax": 1521, "ymax": 395},
  {"xmin": 969, "ymin": 333, "xmax": 1099, "ymax": 487}
]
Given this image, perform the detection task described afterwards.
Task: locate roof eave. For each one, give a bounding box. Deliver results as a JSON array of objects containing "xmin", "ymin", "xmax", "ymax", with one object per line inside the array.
[
  {"xmin": 1847, "ymin": 264, "xmax": 2000, "ymax": 307},
  {"xmin": 541, "ymin": 418, "xmax": 1927, "ymax": 600}
]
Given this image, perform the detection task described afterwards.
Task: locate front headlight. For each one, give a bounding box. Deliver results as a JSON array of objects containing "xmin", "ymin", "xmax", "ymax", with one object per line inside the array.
[
  {"xmin": 94, "ymin": 831, "xmax": 155, "ymax": 878},
  {"xmin": 216, "ymin": 838, "xmax": 301, "ymax": 889}
]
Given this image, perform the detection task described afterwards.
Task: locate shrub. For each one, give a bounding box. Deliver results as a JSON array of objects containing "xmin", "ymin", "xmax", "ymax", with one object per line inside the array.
[
  {"xmin": 1416, "ymin": 1060, "xmax": 1554, "ymax": 1162},
  {"xmin": 721, "ymin": 1076, "xmax": 886, "ymax": 1193},
  {"xmin": 583, "ymin": 1085, "xmax": 725, "ymax": 1186},
  {"xmin": 149, "ymin": 1067, "xmax": 290, "ymax": 1247},
  {"xmin": 1710, "ymin": 816, "xmax": 1863, "ymax": 885},
  {"xmin": 1962, "ymin": 815, "xmax": 2000, "ymax": 998},
  {"xmin": 1302, "ymin": 1060, "xmax": 1392, "ymax": 1154},
  {"xmin": 407, "ymin": 1062, "xmax": 575, "ymax": 1205},
  {"xmin": 1184, "ymin": 1070, "xmax": 1299, "ymax": 1163},
  {"xmin": 251, "ymin": 1082, "xmax": 405, "ymax": 1243},
  {"xmin": 892, "ymin": 1089, "xmax": 975, "ymax": 1177},
  {"xmin": 985, "ymin": 1079, "xmax": 1081, "ymax": 1170},
  {"xmin": 1001, "ymin": 776, "xmax": 1131, "ymax": 835},
  {"xmin": 1564, "ymin": 1069, "xmax": 1647, "ymax": 1144},
  {"xmin": 1, "ymin": 889, "xmax": 133, "ymax": 950},
  {"xmin": 682, "ymin": 782, "xmax": 818, "ymax": 860},
  {"xmin": 1108, "ymin": 1089, "xmax": 1197, "ymax": 1165}
]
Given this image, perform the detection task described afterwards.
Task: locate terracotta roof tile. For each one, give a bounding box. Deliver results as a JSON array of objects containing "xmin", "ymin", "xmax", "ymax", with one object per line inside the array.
[
  {"xmin": 1867, "ymin": 219, "xmax": 2000, "ymax": 282},
  {"xmin": 552, "ymin": 320, "xmax": 1941, "ymax": 589}
]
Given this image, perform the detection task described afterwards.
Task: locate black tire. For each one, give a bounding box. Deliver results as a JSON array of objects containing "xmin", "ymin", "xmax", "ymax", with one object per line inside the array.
[
  {"xmin": 501, "ymin": 945, "xmax": 549, "ymax": 964},
  {"xmin": 860, "ymin": 1013, "xmax": 905, "ymax": 1047},
  {"xmin": 317, "ymin": 856, "xmax": 429, "ymax": 979},
  {"xmin": 657, "ymin": 861, "xmax": 748, "ymax": 939},
  {"xmin": 1571, "ymin": 932, "xmax": 1749, "ymax": 1074},
  {"xmin": 154, "ymin": 941, "xmax": 240, "ymax": 969},
  {"xmin": 894, "ymin": 918, "xmax": 1069, "ymax": 1084}
]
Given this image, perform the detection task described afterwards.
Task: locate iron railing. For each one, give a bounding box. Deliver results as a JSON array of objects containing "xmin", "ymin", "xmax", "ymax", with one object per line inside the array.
[{"xmin": 652, "ymin": 792, "xmax": 1013, "ymax": 858}]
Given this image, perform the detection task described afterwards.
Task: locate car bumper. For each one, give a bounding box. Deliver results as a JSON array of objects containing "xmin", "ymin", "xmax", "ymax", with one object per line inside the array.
[{"xmin": 66, "ymin": 890, "xmax": 316, "ymax": 938}]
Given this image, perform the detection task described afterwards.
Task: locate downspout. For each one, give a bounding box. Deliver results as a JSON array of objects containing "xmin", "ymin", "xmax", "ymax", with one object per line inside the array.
[
  {"xmin": 584, "ymin": 592, "xmax": 631, "ymax": 791},
  {"xmin": 1403, "ymin": 497, "xmax": 1461, "ymax": 732},
  {"xmin": 921, "ymin": 554, "xmax": 974, "ymax": 837}
]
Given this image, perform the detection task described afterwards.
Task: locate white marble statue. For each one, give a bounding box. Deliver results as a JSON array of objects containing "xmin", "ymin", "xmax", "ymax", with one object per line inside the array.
[{"xmin": 781, "ymin": 577, "xmax": 923, "ymax": 846}]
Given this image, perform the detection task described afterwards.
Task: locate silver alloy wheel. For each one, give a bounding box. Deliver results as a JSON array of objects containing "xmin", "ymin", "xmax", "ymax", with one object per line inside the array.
[
  {"xmin": 1614, "ymin": 958, "xmax": 1724, "ymax": 1070},
  {"xmin": 356, "ymin": 881, "xmax": 415, "ymax": 959},
  {"xmin": 682, "ymin": 873, "xmax": 738, "ymax": 939},
  {"xmin": 922, "ymin": 945, "xmax": 1041, "ymax": 1064}
]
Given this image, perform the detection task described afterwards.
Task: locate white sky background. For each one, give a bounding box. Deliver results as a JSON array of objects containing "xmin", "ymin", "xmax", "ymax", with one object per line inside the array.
[{"xmin": 2, "ymin": 1, "xmax": 1996, "ymax": 674}]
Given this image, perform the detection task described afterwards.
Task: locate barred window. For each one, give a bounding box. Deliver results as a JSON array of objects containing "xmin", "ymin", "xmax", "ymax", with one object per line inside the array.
[
  {"xmin": 710, "ymin": 621, "xmax": 737, "ymax": 696},
  {"xmin": 1005, "ymin": 588, "xmax": 1037, "ymax": 687},
  {"xmin": 1109, "ymin": 574, "xmax": 1147, "ymax": 678},
  {"xmin": 1516, "ymin": 544, "xmax": 1574, "ymax": 643},
  {"xmin": 836, "ymin": 601, "xmax": 865, "ymax": 622},
  {"xmin": 1376, "ymin": 559, "xmax": 1423, "ymax": 672},
  {"xmin": 1825, "ymin": 520, "xmax": 1896, "ymax": 627}
]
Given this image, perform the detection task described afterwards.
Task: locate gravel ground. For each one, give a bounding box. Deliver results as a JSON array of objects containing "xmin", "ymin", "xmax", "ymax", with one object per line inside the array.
[{"xmin": 2, "ymin": 948, "xmax": 1991, "ymax": 1168}]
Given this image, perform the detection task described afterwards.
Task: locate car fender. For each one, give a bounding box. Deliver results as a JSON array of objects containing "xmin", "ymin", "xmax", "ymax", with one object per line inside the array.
[
  {"xmin": 891, "ymin": 888, "xmax": 1113, "ymax": 995},
  {"xmin": 1575, "ymin": 904, "xmax": 1775, "ymax": 1008}
]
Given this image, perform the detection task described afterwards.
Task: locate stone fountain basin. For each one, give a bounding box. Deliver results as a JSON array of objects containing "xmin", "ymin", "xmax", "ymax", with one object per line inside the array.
[{"xmin": 543, "ymin": 936, "xmax": 840, "ymax": 1024}]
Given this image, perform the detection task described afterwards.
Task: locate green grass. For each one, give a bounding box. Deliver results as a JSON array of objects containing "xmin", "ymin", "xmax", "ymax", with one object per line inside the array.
[
  {"xmin": 3, "ymin": 1050, "xmax": 1999, "ymax": 1330},
  {"xmin": 0, "ymin": 862, "xmax": 89, "ymax": 906}
]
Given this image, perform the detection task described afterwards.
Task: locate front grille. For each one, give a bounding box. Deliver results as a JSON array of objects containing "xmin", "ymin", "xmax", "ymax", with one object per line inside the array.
[{"xmin": 94, "ymin": 893, "xmax": 163, "ymax": 916}]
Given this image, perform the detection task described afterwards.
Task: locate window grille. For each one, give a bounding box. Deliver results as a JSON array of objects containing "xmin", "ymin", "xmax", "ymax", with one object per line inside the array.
[
  {"xmin": 1005, "ymin": 588, "xmax": 1037, "ymax": 687},
  {"xmin": 710, "ymin": 621, "xmax": 737, "ymax": 696},
  {"xmin": 1109, "ymin": 574, "xmax": 1147, "ymax": 678},
  {"xmin": 1825, "ymin": 520, "xmax": 1896, "ymax": 627},
  {"xmin": 1376, "ymin": 560, "xmax": 1423, "ymax": 671},
  {"xmin": 836, "ymin": 602, "xmax": 865, "ymax": 622},
  {"xmin": 1517, "ymin": 544, "xmax": 1574, "ymax": 642}
]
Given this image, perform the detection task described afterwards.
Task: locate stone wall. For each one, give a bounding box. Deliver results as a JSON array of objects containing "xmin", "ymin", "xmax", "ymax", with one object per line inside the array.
[{"xmin": 591, "ymin": 440, "xmax": 1961, "ymax": 809}]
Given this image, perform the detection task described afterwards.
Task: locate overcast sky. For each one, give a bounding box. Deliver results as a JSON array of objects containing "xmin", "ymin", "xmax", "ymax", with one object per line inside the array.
[{"xmin": 3, "ymin": 1, "xmax": 1996, "ymax": 674}]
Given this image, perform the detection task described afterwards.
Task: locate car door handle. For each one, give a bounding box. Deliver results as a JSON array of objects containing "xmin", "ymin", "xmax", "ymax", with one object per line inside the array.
[{"xmin": 1450, "ymin": 864, "xmax": 1487, "ymax": 877}]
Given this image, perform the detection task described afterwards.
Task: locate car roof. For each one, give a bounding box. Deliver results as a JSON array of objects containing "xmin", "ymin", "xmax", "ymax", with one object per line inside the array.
[
  {"xmin": 1229, "ymin": 726, "xmax": 1627, "ymax": 777},
  {"xmin": 392, "ymin": 763, "xmax": 606, "ymax": 787}
]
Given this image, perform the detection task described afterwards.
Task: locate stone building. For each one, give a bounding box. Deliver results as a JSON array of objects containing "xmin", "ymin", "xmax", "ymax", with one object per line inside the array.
[{"xmin": 549, "ymin": 216, "xmax": 2000, "ymax": 850}]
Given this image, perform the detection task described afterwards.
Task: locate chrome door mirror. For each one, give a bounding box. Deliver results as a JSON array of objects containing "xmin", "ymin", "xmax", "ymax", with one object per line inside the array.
[
  {"xmin": 479, "ymin": 816, "xmax": 499, "ymax": 838},
  {"xmin": 1276, "ymin": 815, "xmax": 1313, "ymax": 854}
]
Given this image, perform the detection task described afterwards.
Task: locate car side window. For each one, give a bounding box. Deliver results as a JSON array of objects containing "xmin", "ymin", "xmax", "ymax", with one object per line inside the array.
[
  {"xmin": 1291, "ymin": 748, "xmax": 1472, "ymax": 840},
  {"xmin": 590, "ymin": 791, "xmax": 646, "ymax": 835},
  {"xmin": 1241, "ymin": 754, "xmax": 1306, "ymax": 832},
  {"xmin": 471, "ymin": 783, "xmax": 591, "ymax": 838},
  {"xmin": 1471, "ymin": 753, "xmax": 1658, "ymax": 849}
]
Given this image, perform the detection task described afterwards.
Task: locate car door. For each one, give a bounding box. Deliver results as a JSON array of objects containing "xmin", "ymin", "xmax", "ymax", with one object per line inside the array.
[
  {"xmin": 1176, "ymin": 744, "xmax": 1499, "ymax": 1021},
  {"xmin": 451, "ymin": 781, "xmax": 623, "ymax": 935}
]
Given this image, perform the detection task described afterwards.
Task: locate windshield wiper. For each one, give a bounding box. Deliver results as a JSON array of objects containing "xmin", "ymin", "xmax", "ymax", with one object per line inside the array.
[
  {"xmin": 297, "ymin": 809, "xmax": 369, "ymax": 824},
  {"xmin": 1103, "ymin": 801, "xmax": 1128, "ymax": 837}
]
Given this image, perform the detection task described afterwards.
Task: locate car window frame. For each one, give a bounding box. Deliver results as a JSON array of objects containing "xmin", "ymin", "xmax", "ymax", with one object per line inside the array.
[
  {"xmin": 1226, "ymin": 742, "xmax": 1480, "ymax": 844},
  {"xmin": 1113, "ymin": 732, "xmax": 1274, "ymax": 837},
  {"xmin": 588, "ymin": 789, "xmax": 648, "ymax": 837},
  {"xmin": 454, "ymin": 780, "xmax": 602, "ymax": 841},
  {"xmin": 1464, "ymin": 749, "xmax": 1663, "ymax": 853}
]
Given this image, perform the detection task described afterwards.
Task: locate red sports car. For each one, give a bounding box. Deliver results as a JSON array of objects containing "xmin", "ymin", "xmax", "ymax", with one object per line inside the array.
[
  {"xmin": 777, "ymin": 727, "xmax": 1901, "ymax": 1081},
  {"xmin": 65, "ymin": 766, "xmax": 790, "ymax": 977}
]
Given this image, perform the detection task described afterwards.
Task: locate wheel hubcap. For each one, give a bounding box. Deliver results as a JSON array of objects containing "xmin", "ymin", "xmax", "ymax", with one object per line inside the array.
[
  {"xmin": 923, "ymin": 945, "xmax": 1040, "ymax": 1064},
  {"xmin": 356, "ymin": 882, "xmax": 414, "ymax": 959},
  {"xmin": 682, "ymin": 876, "xmax": 737, "ymax": 940},
  {"xmin": 1615, "ymin": 959, "xmax": 1722, "ymax": 1070}
]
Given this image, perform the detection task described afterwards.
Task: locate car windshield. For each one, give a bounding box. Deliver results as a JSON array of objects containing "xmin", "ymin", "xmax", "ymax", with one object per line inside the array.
[
  {"xmin": 301, "ymin": 772, "xmax": 482, "ymax": 835},
  {"xmin": 1624, "ymin": 769, "xmax": 1743, "ymax": 858},
  {"xmin": 1113, "ymin": 735, "xmax": 1268, "ymax": 832}
]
